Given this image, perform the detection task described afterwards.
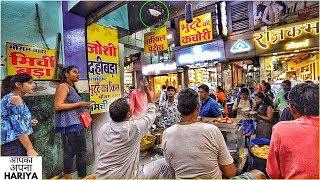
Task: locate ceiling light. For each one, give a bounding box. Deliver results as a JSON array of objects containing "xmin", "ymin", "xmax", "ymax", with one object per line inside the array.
[{"xmin": 149, "ymin": 9, "xmax": 161, "ymax": 17}]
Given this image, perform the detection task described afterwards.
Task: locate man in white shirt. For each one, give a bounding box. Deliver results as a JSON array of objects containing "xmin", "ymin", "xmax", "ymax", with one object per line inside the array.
[
  {"xmin": 162, "ymin": 88, "xmax": 236, "ymax": 179},
  {"xmin": 96, "ymin": 88, "xmax": 155, "ymax": 179}
]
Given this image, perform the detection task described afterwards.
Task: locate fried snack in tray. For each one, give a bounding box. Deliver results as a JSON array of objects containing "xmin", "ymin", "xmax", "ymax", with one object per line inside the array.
[
  {"xmin": 251, "ymin": 145, "xmax": 269, "ymax": 159},
  {"xmin": 206, "ymin": 118, "xmax": 234, "ymax": 124},
  {"xmin": 140, "ymin": 134, "xmax": 156, "ymax": 151}
]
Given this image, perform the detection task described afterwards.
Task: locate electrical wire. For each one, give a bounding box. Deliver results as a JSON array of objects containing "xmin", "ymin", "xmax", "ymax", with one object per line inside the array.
[{"xmin": 35, "ymin": 3, "xmax": 49, "ymax": 50}]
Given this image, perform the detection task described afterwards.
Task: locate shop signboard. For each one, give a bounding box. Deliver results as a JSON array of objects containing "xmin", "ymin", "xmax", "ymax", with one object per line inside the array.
[
  {"xmin": 142, "ymin": 61, "xmax": 177, "ymax": 76},
  {"xmin": 230, "ymin": 40, "xmax": 251, "ymax": 53},
  {"xmin": 124, "ymin": 72, "xmax": 133, "ymax": 85},
  {"xmin": 144, "ymin": 27, "xmax": 168, "ymax": 53},
  {"xmin": 6, "ymin": 42, "xmax": 56, "ymax": 80},
  {"xmin": 179, "ymin": 13, "xmax": 213, "ymax": 46},
  {"xmin": 254, "ymin": 19, "xmax": 319, "ymax": 55},
  {"xmin": 87, "ymin": 23, "xmax": 121, "ymax": 114},
  {"xmin": 176, "ymin": 40, "xmax": 225, "ymax": 66},
  {"xmin": 253, "ymin": 1, "xmax": 319, "ymax": 29},
  {"xmin": 225, "ymin": 31, "xmax": 256, "ymax": 60}
]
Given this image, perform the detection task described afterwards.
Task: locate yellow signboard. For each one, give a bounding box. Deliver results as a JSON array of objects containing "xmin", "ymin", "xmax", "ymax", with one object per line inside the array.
[
  {"xmin": 6, "ymin": 42, "xmax": 56, "ymax": 80},
  {"xmin": 144, "ymin": 27, "xmax": 168, "ymax": 53},
  {"xmin": 254, "ymin": 19, "xmax": 319, "ymax": 49},
  {"xmin": 179, "ymin": 13, "xmax": 213, "ymax": 46},
  {"xmin": 87, "ymin": 23, "xmax": 121, "ymax": 114}
]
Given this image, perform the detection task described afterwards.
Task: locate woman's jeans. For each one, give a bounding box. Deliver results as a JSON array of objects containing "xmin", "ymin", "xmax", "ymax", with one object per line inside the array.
[
  {"xmin": 1, "ymin": 139, "xmax": 27, "ymax": 156},
  {"xmin": 61, "ymin": 130, "xmax": 87, "ymax": 178}
]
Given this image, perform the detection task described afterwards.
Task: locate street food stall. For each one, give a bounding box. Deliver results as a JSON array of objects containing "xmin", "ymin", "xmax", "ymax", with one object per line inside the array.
[{"xmin": 139, "ymin": 117, "xmax": 249, "ymax": 172}]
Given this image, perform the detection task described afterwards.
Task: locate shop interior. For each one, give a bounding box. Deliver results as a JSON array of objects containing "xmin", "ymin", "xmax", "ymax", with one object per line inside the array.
[
  {"xmin": 186, "ymin": 62, "xmax": 222, "ymax": 90},
  {"xmin": 262, "ymin": 51, "xmax": 319, "ymax": 84},
  {"xmin": 230, "ymin": 60, "xmax": 260, "ymax": 87},
  {"xmin": 152, "ymin": 74, "xmax": 178, "ymax": 98}
]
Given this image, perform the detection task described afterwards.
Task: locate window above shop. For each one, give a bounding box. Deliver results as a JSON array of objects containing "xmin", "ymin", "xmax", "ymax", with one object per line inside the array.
[{"xmin": 227, "ymin": 1, "xmax": 251, "ymax": 34}]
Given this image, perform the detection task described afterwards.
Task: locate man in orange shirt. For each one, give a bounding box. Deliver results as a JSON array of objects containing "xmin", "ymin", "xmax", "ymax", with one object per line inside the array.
[
  {"xmin": 216, "ymin": 86, "xmax": 228, "ymax": 117},
  {"xmin": 266, "ymin": 83, "xmax": 319, "ymax": 178}
]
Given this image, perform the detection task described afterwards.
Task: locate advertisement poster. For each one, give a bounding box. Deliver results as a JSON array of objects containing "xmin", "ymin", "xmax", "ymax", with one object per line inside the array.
[
  {"xmin": 144, "ymin": 26, "xmax": 168, "ymax": 53},
  {"xmin": 87, "ymin": 23, "xmax": 121, "ymax": 114},
  {"xmin": 0, "ymin": 157, "xmax": 42, "ymax": 180},
  {"xmin": 179, "ymin": 13, "xmax": 213, "ymax": 46},
  {"xmin": 6, "ymin": 42, "xmax": 56, "ymax": 80},
  {"xmin": 253, "ymin": 1, "xmax": 319, "ymax": 29}
]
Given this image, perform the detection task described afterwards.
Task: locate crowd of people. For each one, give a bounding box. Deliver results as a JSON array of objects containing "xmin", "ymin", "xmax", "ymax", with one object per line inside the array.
[
  {"xmin": 96, "ymin": 75, "xmax": 319, "ymax": 179},
  {"xmin": 1, "ymin": 66, "xmax": 92, "ymax": 179},
  {"xmin": 1, "ymin": 67, "xmax": 319, "ymax": 179}
]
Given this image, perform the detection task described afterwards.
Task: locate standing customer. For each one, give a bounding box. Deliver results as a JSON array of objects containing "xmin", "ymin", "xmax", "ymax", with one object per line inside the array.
[
  {"xmin": 253, "ymin": 92, "xmax": 274, "ymax": 139},
  {"xmin": 267, "ymin": 83, "xmax": 319, "ymax": 178},
  {"xmin": 278, "ymin": 92, "xmax": 294, "ymax": 121},
  {"xmin": 216, "ymin": 86, "xmax": 227, "ymax": 107},
  {"xmin": 274, "ymin": 80, "xmax": 291, "ymax": 115},
  {"xmin": 232, "ymin": 88, "xmax": 255, "ymax": 119},
  {"xmin": 198, "ymin": 84, "xmax": 222, "ymax": 118},
  {"xmin": 158, "ymin": 86, "xmax": 180, "ymax": 128},
  {"xmin": 54, "ymin": 66, "xmax": 92, "ymax": 179},
  {"xmin": 261, "ymin": 81, "xmax": 274, "ymax": 99},
  {"xmin": 1, "ymin": 73, "xmax": 38, "ymax": 156}
]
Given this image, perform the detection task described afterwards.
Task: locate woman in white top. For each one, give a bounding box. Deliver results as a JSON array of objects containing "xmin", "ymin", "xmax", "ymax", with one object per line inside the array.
[{"xmin": 232, "ymin": 88, "xmax": 255, "ymax": 119}]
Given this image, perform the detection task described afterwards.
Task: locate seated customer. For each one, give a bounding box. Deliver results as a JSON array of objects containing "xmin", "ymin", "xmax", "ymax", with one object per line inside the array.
[
  {"xmin": 162, "ymin": 88, "xmax": 236, "ymax": 179},
  {"xmin": 267, "ymin": 83, "xmax": 319, "ymax": 178},
  {"xmin": 198, "ymin": 84, "xmax": 222, "ymax": 118},
  {"xmin": 95, "ymin": 88, "xmax": 156, "ymax": 178}
]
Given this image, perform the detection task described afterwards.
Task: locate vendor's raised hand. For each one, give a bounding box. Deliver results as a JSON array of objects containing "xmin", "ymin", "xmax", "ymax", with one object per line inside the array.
[{"xmin": 31, "ymin": 119, "xmax": 38, "ymax": 126}]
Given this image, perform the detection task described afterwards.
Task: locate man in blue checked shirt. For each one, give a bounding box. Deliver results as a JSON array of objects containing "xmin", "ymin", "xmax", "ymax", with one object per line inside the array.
[{"xmin": 198, "ymin": 84, "xmax": 222, "ymax": 118}]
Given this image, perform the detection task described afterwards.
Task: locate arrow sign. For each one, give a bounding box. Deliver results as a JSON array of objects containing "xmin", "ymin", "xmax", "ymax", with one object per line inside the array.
[{"xmin": 230, "ymin": 40, "xmax": 251, "ymax": 53}]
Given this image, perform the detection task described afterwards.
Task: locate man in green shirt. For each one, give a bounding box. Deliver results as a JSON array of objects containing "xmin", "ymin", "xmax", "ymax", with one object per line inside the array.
[{"xmin": 274, "ymin": 80, "xmax": 291, "ymax": 114}]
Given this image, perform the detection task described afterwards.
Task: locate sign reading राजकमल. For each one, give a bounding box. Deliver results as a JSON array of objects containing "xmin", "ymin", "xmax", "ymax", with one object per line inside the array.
[
  {"xmin": 179, "ymin": 13, "xmax": 213, "ymax": 46},
  {"xmin": 6, "ymin": 42, "xmax": 56, "ymax": 80},
  {"xmin": 87, "ymin": 23, "xmax": 121, "ymax": 114},
  {"xmin": 254, "ymin": 19, "xmax": 319, "ymax": 54}
]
